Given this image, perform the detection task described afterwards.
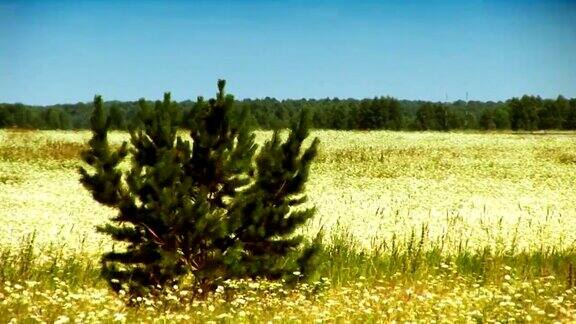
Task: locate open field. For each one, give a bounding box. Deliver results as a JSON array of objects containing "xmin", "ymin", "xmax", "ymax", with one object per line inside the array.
[
  {"xmin": 2, "ymin": 129, "xmax": 576, "ymax": 253},
  {"xmin": 1, "ymin": 129, "xmax": 576, "ymax": 322}
]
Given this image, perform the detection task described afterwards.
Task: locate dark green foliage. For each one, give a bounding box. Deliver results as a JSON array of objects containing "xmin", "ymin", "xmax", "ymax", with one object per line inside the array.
[
  {"xmin": 79, "ymin": 80, "xmax": 320, "ymax": 298},
  {"xmin": 509, "ymin": 96, "xmax": 541, "ymax": 130},
  {"xmin": 480, "ymin": 110, "xmax": 497, "ymax": 130},
  {"xmin": 414, "ymin": 103, "xmax": 476, "ymax": 131},
  {"xmin": 480, "ymin": 107, "xmax": 510, "ymax": 130},
  {"xmin": 564, "ymin": 99, "xmax": 576, "ymax": 129},
  {"xmin": 3, "ymin": 94, "xmax": 576, "ymax": 131},
  {"xmin": 538, "ymin": 96, "xmax": 566, "ymax": 130},
  {"xmin": 108, "ymin": 105, "xmax": 127, "ymax": 130},
  {"xmin": 415, "ymin": 103, "xmax": 449, "ymax": 130},
  {"xmin": 356, "ymin": 97, "xmax": 402, "ymax": 130}
]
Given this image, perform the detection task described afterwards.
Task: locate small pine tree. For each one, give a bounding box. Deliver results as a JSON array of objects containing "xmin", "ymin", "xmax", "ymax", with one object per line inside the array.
[{"xmin": 79, "ymin": 80, "xmax": 320, "ymax": 298}]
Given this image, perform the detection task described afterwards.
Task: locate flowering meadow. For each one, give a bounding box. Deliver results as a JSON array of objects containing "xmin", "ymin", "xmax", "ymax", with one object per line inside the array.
[{"xmin": 1, "ymin": 129, "xmax": 576, "ymax": 322}]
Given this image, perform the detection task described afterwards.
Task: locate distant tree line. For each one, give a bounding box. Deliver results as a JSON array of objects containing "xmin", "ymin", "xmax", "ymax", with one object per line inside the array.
[{"xmin": 1, "ymin": 95, "xmax": 575, "ymax": 131}]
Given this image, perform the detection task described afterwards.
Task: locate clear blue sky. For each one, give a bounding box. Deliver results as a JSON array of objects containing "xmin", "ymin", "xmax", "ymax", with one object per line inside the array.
[{"xmin": 1, "ymin": 0, "xmax": 575, "ymax": 105}]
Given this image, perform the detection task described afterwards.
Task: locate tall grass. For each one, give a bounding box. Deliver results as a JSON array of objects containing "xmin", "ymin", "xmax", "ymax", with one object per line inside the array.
[
  {"xmin": 0, "ymin": 232, "xmax": 101, "ymax": 290},
  {"xmin": 318, "ymin": 223, "xmax": 576, "ymax": 288},
  {"xmin": 1, "ymin": 229, "xmax": 576, "ymax": 322},
  {"xmin": 1, "ymin": 226, "xmax": 574, "ymax": 291},
  {"xmin": 2, "ymin": 130, "xmax": 576, "ymax": 321}
]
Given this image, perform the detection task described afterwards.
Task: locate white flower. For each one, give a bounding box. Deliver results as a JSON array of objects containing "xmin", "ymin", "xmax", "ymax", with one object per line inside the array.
[
  {"xmin": 54, "ymin": 315, "xmax": 70, "ymax": 324},
  {"xmin": 113, "ymin": 312, "xmax": 126, "ymax": 322}
]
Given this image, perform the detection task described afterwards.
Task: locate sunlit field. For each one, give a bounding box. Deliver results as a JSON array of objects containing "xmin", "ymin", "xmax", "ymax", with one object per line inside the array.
[{"xmin": 1, "ymin": 129, "xmax": 576, "ymax": 322}]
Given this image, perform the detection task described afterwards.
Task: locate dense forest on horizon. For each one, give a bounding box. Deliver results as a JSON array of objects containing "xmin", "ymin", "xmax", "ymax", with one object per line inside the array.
[{"xmin": 1, "ymin": 95, "xmax": 575, "ymax": 131}]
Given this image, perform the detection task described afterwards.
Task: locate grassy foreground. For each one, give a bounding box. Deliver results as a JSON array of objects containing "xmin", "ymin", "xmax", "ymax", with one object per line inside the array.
[
  {"xmin": 1, "ymin": 232, "xmax": 576, "ymax": 322},
  {"xmin": 1, "ymin": 129, "xmax": 576, "ymax": 322}
]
